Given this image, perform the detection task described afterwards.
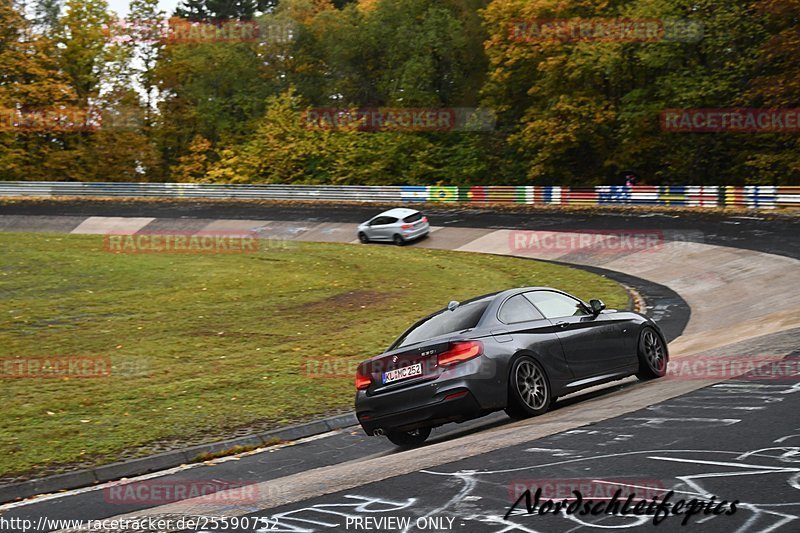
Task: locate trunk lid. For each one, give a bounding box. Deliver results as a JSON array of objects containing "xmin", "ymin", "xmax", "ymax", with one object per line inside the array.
[{"xmin": 361, "ymin": 337, "xmax": 451, "ymax": 393}]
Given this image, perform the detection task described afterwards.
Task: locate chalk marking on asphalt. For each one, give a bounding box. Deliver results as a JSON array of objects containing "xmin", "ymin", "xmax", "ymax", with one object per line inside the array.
[
  {"xmin": 420, "ymin": 449, "xmax": 783, "ymax": 477},
  {"xmin": 648, "ymin": 404, "xmax": 766, "ymax": 410},
  {"xmin": 735, "ymin": 447, "xmax": 800, "ymax": 461},
  {"xmin": 647, "ymin": 456, "xmax": 800, "ymax": 471},
  {"xmin": 400, "ymin": 471, "xmax": 474, "ymax": 533}
]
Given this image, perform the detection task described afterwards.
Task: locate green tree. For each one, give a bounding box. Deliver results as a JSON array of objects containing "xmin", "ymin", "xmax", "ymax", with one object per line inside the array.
[
  {"xmin": 126, "ymin": 0, "xmax": 164, "ymax": 126},
  {"xmin": 0, "ymin": 0, "xmax": 78, "ymax": 181},
  {"xmin": 57, "ymin": 0, "xmax": 119, "ymax": 105}
]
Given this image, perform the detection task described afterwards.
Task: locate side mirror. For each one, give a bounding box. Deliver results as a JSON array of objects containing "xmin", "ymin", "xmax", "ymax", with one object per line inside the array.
[{"xmin": 589, "ymin": 299, "xmax": 606, "ymax": 315}]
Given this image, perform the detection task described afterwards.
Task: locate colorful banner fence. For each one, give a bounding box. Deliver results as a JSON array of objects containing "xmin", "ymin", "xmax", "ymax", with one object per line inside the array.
[
  {"xmin": 0, "ymin": 182, "xmax": 798, "ymax": 209},
  {"xmin": 402, "ymin": 185, "xmax": 798, "ymax": 208}
]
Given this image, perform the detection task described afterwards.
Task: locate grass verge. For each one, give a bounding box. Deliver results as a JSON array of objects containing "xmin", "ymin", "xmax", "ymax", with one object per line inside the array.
[{"xmin": 0, "ymin": 233, "xmax": 627, "ymax": 479}]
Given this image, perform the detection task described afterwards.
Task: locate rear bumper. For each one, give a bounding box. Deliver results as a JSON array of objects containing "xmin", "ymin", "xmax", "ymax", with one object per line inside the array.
[
  {"xmin": 355, "ymin": 359, "xmax": 504, "ymax": 434},
  {"xmin": 401, "ymin": 225, "xmax": 430, "ymax": 240},
  {"xmin": 357, "ymin": 388, "xmax": 484, "ymax": 435}
]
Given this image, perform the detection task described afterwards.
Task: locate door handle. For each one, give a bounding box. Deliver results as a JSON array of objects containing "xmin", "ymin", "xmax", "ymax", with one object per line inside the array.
[{"xmin": 556, "ymin": 321, "xmax": 568, "ymax": 328}]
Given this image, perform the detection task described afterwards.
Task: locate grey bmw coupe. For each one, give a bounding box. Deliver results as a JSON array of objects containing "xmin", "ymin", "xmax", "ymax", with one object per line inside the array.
[{"xmin": 355, "ymin": 287, "xmax": 667, "ymax": 446}]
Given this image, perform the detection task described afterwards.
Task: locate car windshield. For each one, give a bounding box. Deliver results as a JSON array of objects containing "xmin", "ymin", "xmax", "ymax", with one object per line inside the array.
[
  {"xmin": 403, "ymin": 212, "xmax": 423, "ymax": 223},
  {"xmin": 392, "ymin": 297, "xmax": 492, "ymax": 349}
]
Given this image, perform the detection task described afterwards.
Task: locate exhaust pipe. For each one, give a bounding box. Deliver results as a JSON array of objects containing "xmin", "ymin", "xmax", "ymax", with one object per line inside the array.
[{"xmin": 372, "ymin": 428, "xmax": 385, "ymax": 436}]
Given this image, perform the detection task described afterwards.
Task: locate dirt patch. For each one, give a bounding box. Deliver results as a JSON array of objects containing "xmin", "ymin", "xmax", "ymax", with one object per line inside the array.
[{"xmin": 283, "ymin": 290, "xmax": 391, "ymax": 315}]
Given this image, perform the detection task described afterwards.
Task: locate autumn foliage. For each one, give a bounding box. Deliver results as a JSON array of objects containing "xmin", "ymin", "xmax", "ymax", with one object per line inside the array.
[{"xmin": 1, "ymin": 0, "xmax": 798, "ymax": 185}]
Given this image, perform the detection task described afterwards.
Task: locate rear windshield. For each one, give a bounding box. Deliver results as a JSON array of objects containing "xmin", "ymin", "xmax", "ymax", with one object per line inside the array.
[
  {"xmin": 392, "ymin": 297, "xmax": 491, "ymax": 348},
  {"xmin": 403, "ymin": 212, "xmax": 423, "ymax": 223}
]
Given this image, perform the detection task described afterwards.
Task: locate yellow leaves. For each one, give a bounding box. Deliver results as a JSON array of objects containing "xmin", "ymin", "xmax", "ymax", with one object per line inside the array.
[{"xmin": 171, "ymin": 135, "xmax": 214, "ymax": 183}]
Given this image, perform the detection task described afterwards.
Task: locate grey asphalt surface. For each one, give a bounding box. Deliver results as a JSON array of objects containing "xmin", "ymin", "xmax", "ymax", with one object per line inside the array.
[
  {"xmin": 1, "ymin": 199, "xmax": 797, "ymax": 259},
  {"xmin": 0, "ymin": 201, "xmax": 797, "ymax": 532},
  {"xmin": 242, "ymin": 347, "xmax": 799, "ymax": 533}
]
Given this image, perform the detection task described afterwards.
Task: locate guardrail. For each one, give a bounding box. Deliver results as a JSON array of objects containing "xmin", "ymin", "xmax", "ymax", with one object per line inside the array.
[{"xmin": 0, "ymin": 182, "xmax": 798, "ymax": 209}]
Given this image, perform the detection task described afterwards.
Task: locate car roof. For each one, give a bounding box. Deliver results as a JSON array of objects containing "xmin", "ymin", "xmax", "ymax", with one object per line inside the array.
[
  {"xmin": 428, "ymin": 287, "xmax": 566, "ymax": 314},
  {"xmin": 493, "ymin": 286, "xmax": 584, "ymax": 300},
  {"xmin": 376, "ymin": 208, "xmax": 420, "ymax": 218}
]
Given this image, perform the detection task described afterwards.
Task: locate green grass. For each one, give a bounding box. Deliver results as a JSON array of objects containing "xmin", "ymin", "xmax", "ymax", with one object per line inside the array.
[{"xmin": 0, "ymin": 233, "xmax": 627, "ymax": 478}]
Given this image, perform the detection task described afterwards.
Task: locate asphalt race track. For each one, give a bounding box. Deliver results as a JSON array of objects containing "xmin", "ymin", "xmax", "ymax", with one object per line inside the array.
[{"xmin": 0, "ymin": 201, "xmax": 798, "ymax": 533}]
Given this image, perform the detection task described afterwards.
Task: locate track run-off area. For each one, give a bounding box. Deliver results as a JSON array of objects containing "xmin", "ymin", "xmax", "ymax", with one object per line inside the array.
[{"xmin": 0, "ymin": 201, "xmax": 798, "ymax": 532}]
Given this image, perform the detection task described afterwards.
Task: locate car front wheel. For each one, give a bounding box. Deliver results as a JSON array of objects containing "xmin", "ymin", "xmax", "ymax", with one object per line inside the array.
[
  {"xmin": 386, "ymin": 427, "xmax": 430, "ymax": 447},
  {"xmin": 358, "ymin": 232, "xmax": 369, "ymax": 244},
  {"xmin": 636, "ymin": 327, "xmax": 667, "ymax": 380}
]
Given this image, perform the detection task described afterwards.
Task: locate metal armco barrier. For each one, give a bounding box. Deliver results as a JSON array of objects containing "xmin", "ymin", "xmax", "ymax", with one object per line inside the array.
[{"xmin": 0, "ymin": 182, "xmax": 798, "ymax": 209}]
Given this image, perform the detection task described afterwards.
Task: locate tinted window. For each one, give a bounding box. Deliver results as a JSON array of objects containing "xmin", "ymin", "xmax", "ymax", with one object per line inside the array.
[
  {"xmin": 371, "ymin": 216, "xmax": 390, "ymax": 225},
  {"xmin": 393, "ymin": 298, "xmax": 491, "ymax": 348},
  {"xmin": 403, "ymin": 212, "xmax": 423, "ymax": 223},
  {"xmin": 384, "ymin": 217, "xmax": 398, "ymax": 224},
  {"xmin": 498, "ymin": 294, "xmax": 544, "ymax": 324},
  {"xmin": 524, "ymin": 291, "xmax": 588, "ymax": 319}
]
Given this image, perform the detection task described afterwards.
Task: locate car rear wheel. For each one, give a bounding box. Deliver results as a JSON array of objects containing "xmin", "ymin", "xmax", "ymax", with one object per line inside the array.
[
  {"xmin": 505, "ymin": 356, "xmax": 550, "ymax": 419},
  {"xmin": 386, "ymin": 427, "xmax": 431, "ymax": 447},
  {"xmin": 393, "ymin": 234, "xmax": 405, "ymax": 246},
  {"xmin": 636, "ymin": 327, "xmax": 667, "ymax": 380},
  {"xmin": 358, "ymin": 232, "xmax": 369, "ymax": 244}
]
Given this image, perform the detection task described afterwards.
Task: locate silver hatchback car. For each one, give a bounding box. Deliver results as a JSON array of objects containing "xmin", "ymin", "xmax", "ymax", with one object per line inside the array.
[{"xmin": 357, "ymin": 208, "xmax": 430, "ymax": 245}]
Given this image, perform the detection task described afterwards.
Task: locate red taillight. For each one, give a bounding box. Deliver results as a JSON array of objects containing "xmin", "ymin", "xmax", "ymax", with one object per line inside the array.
[
  {"xmin": 438, "ymin": 341, "xmax": 483, "ymax": 366},
  {"xmin": 444, "ymin": 390, "xmax": 469, "ymax": 401},
  {"xmin": 356, "ymin": 363, "xmax": 371, "ymax": 390},
  {"xmin": 422, "ymin": 217, "xmax": 428, "ymax": 223},
  {"xmin": 401, "ymin": 224, "xmax": 414, "ymax": 229}
]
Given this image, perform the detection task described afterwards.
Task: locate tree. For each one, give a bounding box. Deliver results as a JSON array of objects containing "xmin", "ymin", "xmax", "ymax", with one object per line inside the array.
[
  {"xmin": 172, "ymin": 134, "xmax": 213, "ymax": 181},
  {"xmin": 739, "ymin": 0, "xmax": 800, "ymax": 184},
  {"xmin": 175, "ymin": 0, "xmax": 260, "ymax": 21},
  {"xmin": 0, "ymin": 0, "xmax": 77, "ymax": 181},
  {"xmin": 56, "ymin": 0, "xmax": 118, "ymax": 105},
  {"xmin": 296, "ymin": 0, "xmax": 474, "ymax": 107},
  {"xmin": 32, "ymin": 0, "xmax": 63, "ymax": 35},
  {"xmin": 480, "ymin": 0, "xmax": 797, "ymax": 185},
  {"xmin": 126, "ymin": 0, "xmax": 165, "ymax": 126}
]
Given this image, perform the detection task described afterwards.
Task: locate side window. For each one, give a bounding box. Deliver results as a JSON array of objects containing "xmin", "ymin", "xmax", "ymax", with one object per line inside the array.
[
  {"xmin": 383, "ymin": 217, "xmax": 398, "ymax": 225},
  {"xmin": 370, "ymin": 217, "xmax": 388, "ymax": 226},
  {"xmin": 524, "ymin": 291, "xmax": 588, "ymax": 319},
  {"xmin": 498, "ymin": 294, "xmax": 545, "ymax": 324}
]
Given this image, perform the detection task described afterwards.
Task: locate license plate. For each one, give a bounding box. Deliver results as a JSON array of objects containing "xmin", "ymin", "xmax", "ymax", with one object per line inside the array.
[{"xmin": 382, "ymin": 363, "xmax": 423, "ymax": 384}]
